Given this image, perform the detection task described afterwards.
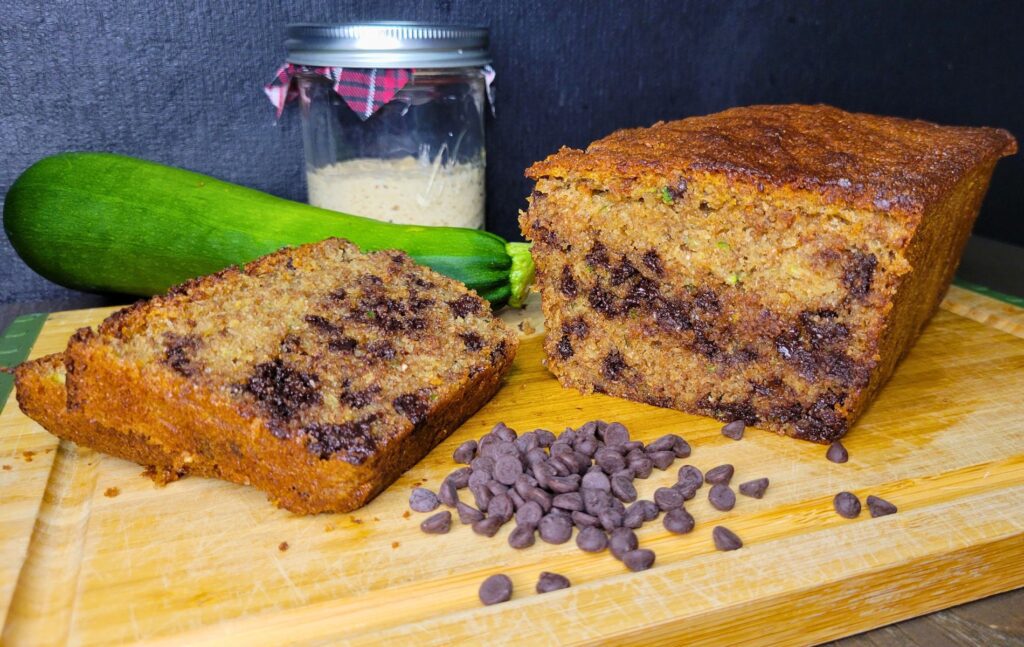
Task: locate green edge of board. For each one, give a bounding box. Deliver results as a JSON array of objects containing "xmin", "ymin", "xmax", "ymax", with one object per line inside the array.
[{"xmin": 0, "ymin": 313, "xmax": 48, "ymax": 415}]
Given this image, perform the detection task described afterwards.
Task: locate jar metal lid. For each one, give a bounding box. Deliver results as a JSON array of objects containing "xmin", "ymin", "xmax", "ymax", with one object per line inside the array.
[{"xmin": 285, "ymin": 22, "xmax": 491, "ymax": 68}]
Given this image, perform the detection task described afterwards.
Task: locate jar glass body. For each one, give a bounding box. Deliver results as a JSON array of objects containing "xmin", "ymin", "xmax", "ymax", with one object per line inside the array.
[{"xmin": 296, "ymin": 67, "xmax": 486, "ymax": 229}]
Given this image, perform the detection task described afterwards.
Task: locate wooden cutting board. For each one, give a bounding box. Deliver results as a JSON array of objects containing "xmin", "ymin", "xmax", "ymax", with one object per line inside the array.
[{"xmin": 1, "ymin": 285, "xmax": 1023, "ymax": 646}]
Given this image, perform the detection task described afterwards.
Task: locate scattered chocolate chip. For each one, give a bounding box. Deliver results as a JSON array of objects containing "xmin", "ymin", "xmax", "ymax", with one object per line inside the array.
[
  {"xmin": 576, "ymin": 525, "xmax": 608, "ymax": 552},
  {"xmin": 654, "ymin": 487, "xmax": 684, "ymax": 511},
  {"xmin": 629, "ymin": 457, "xmax": 654, "ymax": 479},
  {"xmin": 708, "ymin": 484, "xmax": 736, "ymax": 511},
  {"xmin": 721, "ymin": 420, "xmax": 745, "ymax": 440},
  {"xmin": 599, "ymin": 509, "xmax": 625, "ymax": 531},
  {"xmin": 601, "ymin": 422, "xmax": 630, "ymax": 447},
  {"xmin": 526, "ymin": 487, "xmax": 553, "ymax": 512},
  {"xmin": 622, "ymin": 548, "xmax": 656, "ymax": 572},
  {"xmin": 508, "ymin": 524, "xmax": 536, "ymax": 549},
  {"xmin": 535, "ymin": 429, "xmax": 556, "ymax": 447},
  {"xmin": 552, "ymin": 492, "xmax": 584, "ymax": 512},
  {"xmin": 472, "ymin": 515, "xmax": 505, "ymax": 537},
  {"xmin": 705, "ymin": 464, "xmax": 734, "ymax": 485},
  {"xmin": 479, "ymin": 574, "xmax": 513, "ymax": 605},
  {"xmin": 834, "ymin": 491, "xmax": 861, "ymax": 518},
  {"xmin": 447, "ymin": 467, "xmax": 472, "ymax": 489},
  {"xmin": 420, "ymin": 511, "xmax": 451, "ymax": 534},
  {"xmin": 493, "ymin": 455, "xmax": 524, "ymax": 485},
  {"xmin": 676, "ymin": 464, "xmax": 704, "ymax": 491},
  {"xmin": 471, "ymin": 455, "xmax": 496, "ymax": 475},
  {"xmin": 611, "ymin": 475, "xmax": 638, "ymax": 503},
  {"xmin": 663, "ymin": 507, "xmax": 696, "ymax": 534},
  {"xmin": 438, "ymin": 479, "xmax": 459, "ymax": 507},
  {"xmin": 581, "ymin": 470, "xmax": 611, "ymax": 492},
  {"xmin": 649, "ymin": 450, "xmax": 676, "ymax": 470},
  {"xmin": 487, "ymin": 481, "xmax": 510, "ymax": 497},
  {"xmin": 712, "ymin": 525, "xmax": 743, "ymax": 551},
  {"xmin": 536, "ymin": 572, "xmax": 571, "ymax": 593},
  {"xmin": 515, "ymin": 500, "xmax": 544, "ymax": 527},
  {"xmin": 608, "ymin": 527, "xmax": 639, "ymax": 560},
  {"xmin": 453, "ymin": 440, "xmax": 478, "ymax": 464},
  {"xmin": 826, "ymin": 440, "xmax": 849, "ymax": 463},
  {"xmin": 409, "ymin": 488, "xmax": 440, "ymax": 513},
  {"xmin": 538, "ymin": 514, "xmax": 574, "ymax": 544},
  {"xmin": 488, "ymin": 494, "xmax": 515, "ymax": 522},
  {"xmin": 456, "ymin": 501, "xmax": 484, "ymax": 524},
  {"xmin": 595, "ymin": 448, "xmax": 627, "ymax": 474},
  {"xmin": 738, "ymin": 478, "xmax": 769, "ymax": 499},
  {"xmin": 866, "ymin": 495, "xmax": 898, "ymax": 518},
  {"xmin": 572, "ymin": 511, "xmax": 600, "ymax": 528},
  {"xmin": 547, "ymin": 474, "xmax": 582, "ymax": 494}
]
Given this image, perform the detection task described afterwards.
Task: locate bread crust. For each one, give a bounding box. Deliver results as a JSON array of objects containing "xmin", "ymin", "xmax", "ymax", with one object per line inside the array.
[{"xmin": 527, "ymin": 104, "xmax": 1016, "ymax": 217}]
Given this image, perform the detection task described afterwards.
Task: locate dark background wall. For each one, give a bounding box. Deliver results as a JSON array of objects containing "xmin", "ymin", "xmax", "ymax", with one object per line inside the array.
[{"xmin": 2, "ymin": 0, "xmax": 1022, "ymax": 304}]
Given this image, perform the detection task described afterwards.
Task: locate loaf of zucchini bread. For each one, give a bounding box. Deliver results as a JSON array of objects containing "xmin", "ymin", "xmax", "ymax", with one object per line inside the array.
[
  {"xmin": 18, "ymin": 238, "xmax": 517, "ymax": 513},
  {"xmin": 521, "ymin": 104, "xmax": 1015, "ymax": 442}
]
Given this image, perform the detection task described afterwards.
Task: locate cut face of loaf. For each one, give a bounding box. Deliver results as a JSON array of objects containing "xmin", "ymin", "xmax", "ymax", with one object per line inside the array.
[
  {"xmin": 521, "ymin": 104, "xmax": 1016, "ymax": 442},
  {"xmin": 43, "ymin": 238, "xmax": 517, "ymax": 514}
]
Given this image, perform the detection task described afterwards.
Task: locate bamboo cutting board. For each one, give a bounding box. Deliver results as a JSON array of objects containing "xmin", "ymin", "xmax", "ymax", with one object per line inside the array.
[{"xmin": 1, "ymin": 285, "xmax": 1023, "ymax": 646}]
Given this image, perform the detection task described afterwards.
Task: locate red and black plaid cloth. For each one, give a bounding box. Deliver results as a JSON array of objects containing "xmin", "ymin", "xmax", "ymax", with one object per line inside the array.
[{"xmin": 265, "ymin": 64, "xmax": 414, "ymax": 120}]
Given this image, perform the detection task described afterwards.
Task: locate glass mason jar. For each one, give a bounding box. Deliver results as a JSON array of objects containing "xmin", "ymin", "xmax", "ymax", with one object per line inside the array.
[{"xmin": 286, "ymin": 23, "xmax": 491, "ymax": 229}]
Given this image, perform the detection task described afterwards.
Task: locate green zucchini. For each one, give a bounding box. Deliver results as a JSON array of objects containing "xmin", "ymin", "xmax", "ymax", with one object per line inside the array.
[{"xmin": 3, "ymin": 153, "xmax": 534, "ymax": 308}]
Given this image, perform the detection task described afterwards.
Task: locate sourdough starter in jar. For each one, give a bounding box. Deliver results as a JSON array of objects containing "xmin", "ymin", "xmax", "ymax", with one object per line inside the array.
[{"xmin": 307, "ymin": 156, "xmax": 485, "ymax": 228}]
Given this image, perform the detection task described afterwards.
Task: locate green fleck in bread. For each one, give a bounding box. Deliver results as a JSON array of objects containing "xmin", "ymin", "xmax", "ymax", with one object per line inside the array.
[
  {"xmin": 19, "ymin": 238, "xmax": 517, "ymax": 513},
  {"xmin": 521, "ymin": 104, "xmax": 1015, "ymax": 442}
]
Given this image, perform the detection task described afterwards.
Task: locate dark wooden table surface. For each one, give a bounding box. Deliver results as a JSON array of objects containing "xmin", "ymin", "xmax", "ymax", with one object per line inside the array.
[{"xmin": 2, "ymin": 235, "xmax": 1022, "ymax": 645}]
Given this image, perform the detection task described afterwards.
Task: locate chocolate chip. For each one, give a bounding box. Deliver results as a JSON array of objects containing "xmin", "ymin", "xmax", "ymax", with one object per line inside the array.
[
  {"xmin": 676, "ymin": 465, "xmax": 703, "ymax": 491},
  {"xmin": 712, "ymin": 525, "xmax": 742, "ymax": 551},
  {"xmin": 470, "ymin": 456, "xmax": 496, "ymax": 475},
  {"xmin": 826, "ymin": 440, "xmax": 849, "ymax": 463},
  {"xmin": 526, "ymin": 487, "xmax": 553, "ymax": 512},
  {"xmin": 576, "ymin": 437, "xmax": 599, "ymax": 457},
  {"xmin": 623, "ymin": 506, "xmax": 645, "ymax": 529},
  {"xmin": 472, "ymin": 515, "xmax": 505, "ymax": 537},
  {"xmin": 582, "ymin": 487, "xmax": 612, "ymax": 515},
  {"xmin": 420, "ymin": 510, "xmax": 451, "ymax": 534},
  {"xmin": 515, "ymin": 432, "xmax": 539, "ymax": 455},
  {"xmin": 508, "ymin": 524, "xmax": 536, "ymax": 549},
  {"xmin": 608, "ymin": 527, "xmax": 639, "ymax": 560},
  {"xmin": 571, "ymin": 511, "xmax": 600, "ymax": 528},
  {"xmin": 649, "ymin": 450, "xmax": 676, "ymax": 470},
  {"xmin": 834, "ymin": 491, "xmax": 861, "ymax": 518},
  {"xmin": 622, "ymin": 549, "xmax": 656, "ymax": 572},
  {"xmin": 488, "ymin": 494, "xmax": 515, "ymax": 522},
  {"xmin": 621, "ymin": 440, "xmax": 645, "ymax": 453},
  {"xmin": 478, "ymin": 574, "xmax": 513, "ymax": 605},
  {"xmin": 538, "ymin": 514, "xmax": 573, "ymax": 544},
  {"xmin": 468, "ymin": 469, "xmax": 491, "ymax": 490},
  {"xmin": 509, "ymin": 490, "xmax": 525, "ymax": 509},
  {"xmin": 738, "ymin": 478, "xmax": 769, "ymax": 499},
  {"xmin": 470, "ymin": 484, "xmax": 492, "ymax": 511},
  {"xmin": 705, "ymin": 464, "xmax": 734, "ymax": 485},
  {"xmin": 515, "ymin": 500, "xmax": 544, "ymax": 527},
  {"xmin": 866, "ymin": 495, "xmax": 898, "ymax": 517},
  {"xmin": 611, "ymin": 475, "xmax": 638, "ymax": 503},
  {"xmin": 536, "ymin": 572, "xmax": 571, "ymax": 593},
  {"xmin": 721, "ymin": 420, "xmax": 745, "ymax": 440},
  {"xmin": 487, "ymin": 481, "xmax": 510, "ymax": 496},
  {"xmin": 514, "ymin": 473, "xmax": 537, "ymax": 497},
  {"xmin": 576, "ymin": 525, "xmax": 608, "ymax": 552},
  {"xmin": 493, "ymin": 455, "xmax": 524, "ymax": 485},
  {"xmin": 595, "ymin": 448, "xmax": 627, "ymax": 474},
  {"xmin": 663, "ymin": 507, "xmax": 695, "ymax": 534},
  {"xmin": 708, "ymin": 484, "xmax": 736, "ymax": 511},
  {"xmin": 654, "ymin": 487, "xmax": 684, "ymax": 511},
  {"xmin": 409, "ymin": 488, "xmax": 440, "ymax": 513},
  {"xmin": 494, "ymin": 422, "xmax": 518, "ymax": 441},
  {"xmin": 456, "ymin": 501, "xmax": 484, "ymax": 524},
  {"xmin": 438, "ymin": 479, "xmax": 459, "ymax": 507},
  {"xmin": 535, "ymin": 429, "xmax": 556, "ymax": 447},
  {"xmin": 601, "ymin": 422, "xmax": 630, "ymax": 447},
  {"xmin": 581, "ymin": 470, "xmax": 611, "ymax": 492},
  {"xmin": 599, "ymin": 509, "xmax": 624, "ymax": 531},
  {"xmin": 629, "ymin": 456, "xmax": 654, "ymax": 479},
  {"xmin": 552, "ymin": 492, "xmax": 584, "ymax": 512},
  {"xmin": 453, "ymin": 440, "xmax": 477, "ymax": 464},
  {"xmin": 447, "ymin": 467, "xmax": 472, "ymax": 489},
  {"xmin": 547, "ymin": 474, "xmax": 582, "ymax": 494}
]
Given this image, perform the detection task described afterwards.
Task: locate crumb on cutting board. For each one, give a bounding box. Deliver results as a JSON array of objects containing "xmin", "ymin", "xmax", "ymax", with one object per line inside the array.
[{"xmin": 104, "ymin": 487, "xmax": 121, "ymax": 498}]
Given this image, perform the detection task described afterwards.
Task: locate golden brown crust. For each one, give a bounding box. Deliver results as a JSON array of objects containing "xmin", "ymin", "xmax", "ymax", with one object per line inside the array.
[
  {"xmin": 527, "ymin": 104, "xmax": 1016, "ymax": 216},
  {"xmin": 24, "ymin": 238, "xmax": 518, "ymax": 514},
  {"xmin": 14, "ymin": 354, "xmax": 205, "ymax": 484}
]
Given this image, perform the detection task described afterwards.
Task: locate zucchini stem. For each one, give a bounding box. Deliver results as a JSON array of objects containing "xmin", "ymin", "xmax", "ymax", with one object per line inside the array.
[{"xmin": 505, "ymin": 242, "xmax": 535, "ymax": 309}]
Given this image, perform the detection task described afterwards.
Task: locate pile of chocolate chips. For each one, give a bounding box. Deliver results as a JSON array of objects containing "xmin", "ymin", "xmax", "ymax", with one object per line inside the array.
[{"xmin": 412, "ymin": 420, "xmax": 760, "ymax": 573}]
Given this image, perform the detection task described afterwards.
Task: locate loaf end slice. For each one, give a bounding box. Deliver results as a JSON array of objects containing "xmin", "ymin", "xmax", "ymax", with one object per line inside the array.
[
  {"xmin": 52, "ymin": 238, "xmax": 517, "ymax": 513},
  {"xmin": 522, "ymin": 104, "xmax": 1015, "ymax": 442}
]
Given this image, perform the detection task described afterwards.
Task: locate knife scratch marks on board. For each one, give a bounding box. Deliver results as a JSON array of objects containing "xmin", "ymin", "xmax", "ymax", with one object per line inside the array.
[{"xmin": 271, "ymin": 553, "xmax": 307, "ymax": 605}]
